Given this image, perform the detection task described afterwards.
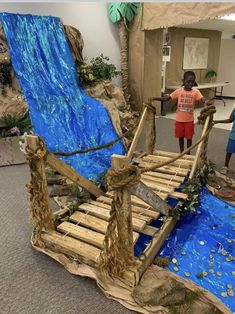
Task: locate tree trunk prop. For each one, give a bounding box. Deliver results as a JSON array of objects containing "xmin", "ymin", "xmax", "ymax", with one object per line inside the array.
[{"xmin": 119, "ymin": 20, "xmax": 131, "ymax": 106}]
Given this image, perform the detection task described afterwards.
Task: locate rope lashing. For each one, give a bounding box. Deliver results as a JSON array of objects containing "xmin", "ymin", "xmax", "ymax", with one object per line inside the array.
[
  {"xmin": 51, "ymin": 103, "xmax": 155, "ymax": 157},
  {"xmin": 99, "ymin": 164, "xmax": 141, "ymax": 277},
  {"xmin": 140, "ymin": 100, "xmax": 216, "ymax": 173},
  {"xmin": 197, "ymin": 100, "xmax": 216, "ymax": 167},
  {"xmin": 197, "ymin": 101, "xmax": 216, "ymax": 125},
  {"xmin": 143, "ymin": 102, "xmax": 156, "ymax": 114},
  {"xmin": 100, "ymin": 99, "xmax": 216, "ymax": 276},
  {"xmin": 106, "ymin": 164, "xmax": 141, "ymax": 191},
  {"xmin": 51, "ymin": 120, "xmax": 140, "ymax": 156},
  {"xmin": 139, "ymin": 128, "xmax": 212, "ymax": 173},
  {"xmin": 25, "ymin": 138, "xmax": 47, "ymax": 161}
]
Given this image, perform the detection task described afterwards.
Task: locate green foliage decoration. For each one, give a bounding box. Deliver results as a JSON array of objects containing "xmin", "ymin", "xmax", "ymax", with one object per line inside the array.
[
  {"xmin": 205, "ymin": 70, "xmax": 217, "ymax": 79},
  {"xmin": 123, "ymin": 2, "xmax": 140, "ymax": 22},
  {"xmin": 175, "ymin": 160, "xmax": 215, "ymax": 219},
  {"xmin": 67, "ymin": 184, "xmax": 91, "ymax": 214},
  {"xmin": 108, "ymin": 3, "xmax": 123, "ymax": 23},
  {"xmin": 153, "ymin": 256, "xmax": 170, "ymax": 268},
  {"xmin": 79, "ymin": 54, "xmax": 120, "ymax": 88},
  {"xmin": 45, "ymin": 167, "xmax": 57, "ymax": 177},
  {"xmin": 108, "ymin": 2, "xmax": 140, "ymax": 23},
  {"xmin": 0, "ymin": 110, "xmax": 32, "ymax": 137}
]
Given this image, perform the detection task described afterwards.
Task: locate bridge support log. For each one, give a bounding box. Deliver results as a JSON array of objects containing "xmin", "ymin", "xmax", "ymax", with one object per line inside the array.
[
  {"xmin": 26, "ymin": 135, "xmax": 54, "ymax": 246},
  {"xmin": 111, "ymin": 155, "xmax": 135, "ymax": 262}
]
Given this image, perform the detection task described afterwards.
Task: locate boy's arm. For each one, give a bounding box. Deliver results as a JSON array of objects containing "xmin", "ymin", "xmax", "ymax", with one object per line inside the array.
[
  {"xmin": 199, "ymin": 97, "xmax": 215, "ymax": 107},
  {"xmin": 149, "ymin": 95, "xmax": 171, "ymax": 102},
  {"xmin": 194, "ymin": 89, "xmax": 205, "ymax": 106},
  {"xmin": 199, "ymin": 97, "xmax": 210, "ymax": 106},
  {"xmin": 214, "ymin": 109, "xmax": 234, "ymax": 124}
]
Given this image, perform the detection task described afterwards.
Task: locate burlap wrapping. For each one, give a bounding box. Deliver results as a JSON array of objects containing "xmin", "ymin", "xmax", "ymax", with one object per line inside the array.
[{"xmin": 32, "ymin": 240, "xmax": 231, "ymax": 314}]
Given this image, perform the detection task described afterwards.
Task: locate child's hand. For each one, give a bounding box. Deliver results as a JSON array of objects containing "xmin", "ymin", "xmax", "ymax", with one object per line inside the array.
[{"xmin": 148, "ymin": 97, "xmax": 155, "ymax": 102}]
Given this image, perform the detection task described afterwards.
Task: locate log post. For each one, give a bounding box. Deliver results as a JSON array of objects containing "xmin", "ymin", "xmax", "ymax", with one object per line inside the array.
[
  {"xmin": 145, "ymin": 107, "xmax": 156, "ymax": 154},
  {"xmin": 127, "ymin": 107, "xmax": 148, "ymax": 160},
  {"xmin": 189, "ymin": 116, "xmax": 210, "ymax": 180},
  {"xmin": 26, "ymin": 135, "xmax": 54, "ymax": 245},
  {"xmin": 111, "ymin": 154, "xmax": 134, "ymax": 260},
  {"xmin": 99, "ymin": 154, "xmax": 136, "ymax": 277}
]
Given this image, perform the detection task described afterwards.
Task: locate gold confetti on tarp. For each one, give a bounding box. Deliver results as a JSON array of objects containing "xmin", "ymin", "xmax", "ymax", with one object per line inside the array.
[
  {"xmin": 228, "ymin": 289, "xmax": 234, "ymax": 297},
  {"xmin": 220, "ymin": 250, "xmax": 227, "ymax": 256},
  {"xmin": 226, "ymin": 255, "xmax": 234, "ymax": 262}
]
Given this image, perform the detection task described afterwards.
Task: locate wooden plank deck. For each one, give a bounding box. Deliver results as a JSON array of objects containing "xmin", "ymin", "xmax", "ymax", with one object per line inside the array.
[{"xmin": 41, "ymin": 150, "xmax": 193, "ymax": 286}]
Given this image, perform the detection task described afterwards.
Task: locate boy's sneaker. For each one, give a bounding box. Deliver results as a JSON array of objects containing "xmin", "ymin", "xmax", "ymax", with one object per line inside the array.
[{"xmin": 220, "ymin": 166, "xmax": 228, "ymax": 175}]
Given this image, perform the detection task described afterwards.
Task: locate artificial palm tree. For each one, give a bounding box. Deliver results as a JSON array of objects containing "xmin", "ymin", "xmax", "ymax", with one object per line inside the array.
[{"xmin": 108, "ymin": 2, "xmax": 140, "ymax": 105}]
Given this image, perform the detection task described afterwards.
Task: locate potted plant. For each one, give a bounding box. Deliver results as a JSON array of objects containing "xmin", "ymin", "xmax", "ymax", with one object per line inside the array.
[
  {"xmin": 0, "ymin": 110, "xmax": 32, "ymax": 166},
  {"xmin": 205, "ymin": 70, "xmax": 217, "ymax": 82},
  {"xmin": 78, "ymin": 53, "xmax": 120, "ymax": 88}
]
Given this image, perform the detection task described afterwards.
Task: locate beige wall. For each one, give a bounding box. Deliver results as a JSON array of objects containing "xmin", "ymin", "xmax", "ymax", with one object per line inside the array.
[
  {"xmin": 166, "ymin": 27, "xmax": 222, "ymax": 89},
  {"xmin": 217, "ymin": 39, "xmax": 235, "ymax": 97},
  {"xmin": 129, "ymin": 29, "xmax": 163, "ymax": 112}
]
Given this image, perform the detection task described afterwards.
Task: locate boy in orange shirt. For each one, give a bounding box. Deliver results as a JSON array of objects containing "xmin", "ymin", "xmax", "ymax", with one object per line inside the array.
[{"xmin": 149, "ymin": 71, "xmax": 204, "ymax": 153}]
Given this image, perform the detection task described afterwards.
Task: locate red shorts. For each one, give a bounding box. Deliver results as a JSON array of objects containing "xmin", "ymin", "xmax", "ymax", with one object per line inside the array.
[{"xmin": 175, "ymin": 121, "xmax": 194, "ymax": 139}]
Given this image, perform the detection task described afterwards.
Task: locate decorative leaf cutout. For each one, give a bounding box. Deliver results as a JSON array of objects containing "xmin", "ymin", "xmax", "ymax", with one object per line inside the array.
[
  {"xmin": 123, "ymin": 3, "xmax": 140, "ymax": 22},
  {"xmin": 107, "ymin": 3, "xmax": 123, "ymax": 23},
  {"xmin": 108, "ymin": 2, "xmax": 140, "ymax": 23}
]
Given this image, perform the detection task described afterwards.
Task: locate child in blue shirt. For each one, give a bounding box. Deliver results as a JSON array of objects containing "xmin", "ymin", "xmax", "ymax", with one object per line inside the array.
[{"xmin": 214, "ymin": 108, "xmax": 235, "ymax": 174}]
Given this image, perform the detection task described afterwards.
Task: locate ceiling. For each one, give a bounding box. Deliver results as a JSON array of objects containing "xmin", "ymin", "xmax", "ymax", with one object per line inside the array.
[{"xmin": 178, "ymin": 18, "xmax": 235, "ymax": 33}]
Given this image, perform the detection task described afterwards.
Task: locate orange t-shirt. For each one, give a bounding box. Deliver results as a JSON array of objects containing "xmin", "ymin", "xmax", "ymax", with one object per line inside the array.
[{"xmin": 170, "ymin": 88, "xmax": 203, "ymax": 122}]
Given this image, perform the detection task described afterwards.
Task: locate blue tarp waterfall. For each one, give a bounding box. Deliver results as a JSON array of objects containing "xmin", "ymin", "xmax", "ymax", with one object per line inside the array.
[{"xmin": 0, "ymin": 13, "xmax": 124, "ymax": 180}]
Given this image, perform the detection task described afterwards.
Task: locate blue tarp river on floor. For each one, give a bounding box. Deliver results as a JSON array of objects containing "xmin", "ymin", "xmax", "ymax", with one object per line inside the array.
[{"xmin": 158, "ymin": 188, "xmax": 235, "ymax": 312}]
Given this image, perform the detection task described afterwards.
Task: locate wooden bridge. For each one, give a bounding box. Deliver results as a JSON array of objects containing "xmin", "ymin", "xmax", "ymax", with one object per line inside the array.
[{"xmin": 25, "ymin": 103, "xmax": 213, "ymax": 286}]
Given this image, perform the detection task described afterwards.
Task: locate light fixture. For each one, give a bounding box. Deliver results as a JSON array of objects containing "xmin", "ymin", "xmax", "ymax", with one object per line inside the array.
[{"xmin": 220, "ymin": 13, "xmax": 235, "ymax": 21}]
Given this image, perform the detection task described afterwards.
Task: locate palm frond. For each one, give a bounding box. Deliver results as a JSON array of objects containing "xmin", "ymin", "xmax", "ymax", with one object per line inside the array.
[
  {"xmin": 123, "ymin": 3, "xmax": 140, "ymax": 22},
  {"xmin": 107, "ymin": 3, "xmax": 123, "ymax": 23}
]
